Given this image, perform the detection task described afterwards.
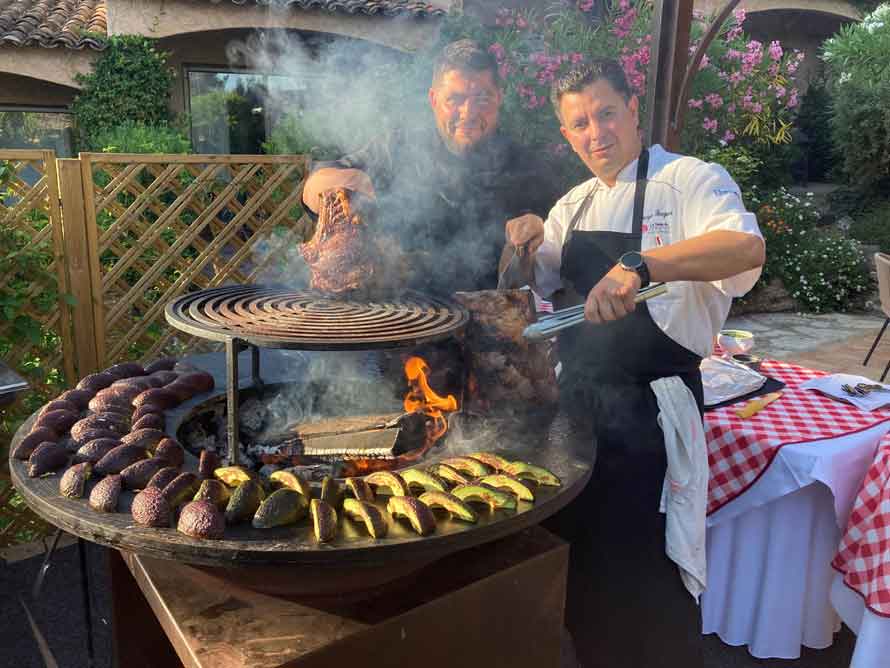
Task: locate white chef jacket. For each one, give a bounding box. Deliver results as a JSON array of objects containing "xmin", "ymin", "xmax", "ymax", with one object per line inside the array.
[{"xmin": 534, "ymin": 144, "xmax": 763, "ymax": 359}]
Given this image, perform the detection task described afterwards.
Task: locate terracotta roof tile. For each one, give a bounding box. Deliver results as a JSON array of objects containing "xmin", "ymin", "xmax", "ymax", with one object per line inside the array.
[
  {"xmin": 0, "ymin": 0, "xmax": 106, "ymax": 49},
  {"xmin": 229, "ymin": 0, "xmax": 446, "ymax": 18}
]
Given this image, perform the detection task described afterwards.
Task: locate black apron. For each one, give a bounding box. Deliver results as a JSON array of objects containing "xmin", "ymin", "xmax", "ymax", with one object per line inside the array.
[{"xmin": 545, "ymin": 149, "xmax": 706, "ymax": 668}]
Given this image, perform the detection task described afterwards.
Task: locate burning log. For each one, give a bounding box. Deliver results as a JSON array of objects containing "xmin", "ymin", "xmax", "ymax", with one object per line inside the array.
[
  {"xmin": 454, "ymin": 290, "xmax": 558, "ymax": 415},
  {"xmin": 301, "ymin": 189, "xmax": 376, "ymax": 293}
]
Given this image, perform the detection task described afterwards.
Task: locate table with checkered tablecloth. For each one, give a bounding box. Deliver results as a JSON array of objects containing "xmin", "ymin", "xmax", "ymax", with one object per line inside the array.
[{"xmin": 699, "ymin": 359, "xmax": 890, "ymax": 660}]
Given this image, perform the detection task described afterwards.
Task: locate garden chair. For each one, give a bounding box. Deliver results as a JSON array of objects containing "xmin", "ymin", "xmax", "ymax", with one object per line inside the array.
[{"xmin": 864, "ymin": 252, "xmax": 890, "ymax": 381}]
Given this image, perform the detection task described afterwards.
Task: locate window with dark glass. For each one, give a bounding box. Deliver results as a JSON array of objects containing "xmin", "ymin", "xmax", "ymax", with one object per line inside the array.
[{"xmin": 0, "ymin": 108, "xmax": 75, "ymax": 157}]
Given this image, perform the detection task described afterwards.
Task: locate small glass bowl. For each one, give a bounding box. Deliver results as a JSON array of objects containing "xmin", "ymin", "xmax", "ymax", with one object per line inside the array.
[
  {"xmin": 731, "ymin": 353, "xmax": 762, "ymax": 372},
  {"xmin": 718, "ymin": 329, "xmax": 755, "ymax": 356}
]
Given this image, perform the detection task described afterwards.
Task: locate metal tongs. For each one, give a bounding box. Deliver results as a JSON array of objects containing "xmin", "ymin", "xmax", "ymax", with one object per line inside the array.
[
  {"xmin": 522, "ymin": 283, "xmax": 669, "ymax": 341},
  {"xmin": 842, "ymin": 382, "xmax": 890, "ymax": 397}
]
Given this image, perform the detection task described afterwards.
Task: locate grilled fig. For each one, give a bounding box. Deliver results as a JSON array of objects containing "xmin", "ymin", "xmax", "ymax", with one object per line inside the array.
[
  {"xmin": 400, "ymin": 468, "xmax": 447, "ymax": 494},
  {"xmin": 120, "ymin": 428, "xmax": 166, "ymax": 453},
  {"xmin": 198, "ymin": 449, "xmax": 218, "ymax": 479},
  {"xmin": 131, "ymin": 487, "xmax": 171, "ymax": 527},
  {"xmin": 320, "ymin": 476, "xmax": 343, "ymax": 508},
  {"xmin": 269, "ymin": 470, "xmax": 311, "ymax": 497},
  {"xmin": 120, "ymin": 457, "xmax": 167, "ymax": 490},
  {"xmin": 467, "ymin": 452, "xmax": 512, "ymax": 472},
  {"xmin": 310, "ymin": 499, "xmax": 338, "ymax": 542},
  {"xmin": 427, "ymin": 463, "xmax": 470, "ymax": 486},
  {"xmin": 28, "ymin": 443, "xmax": 69, "ymax": 477},
  {"xmin": 386, "ymin": 496, "xmax": 436, "ymax": 536},
  {"xmin": 76, "ymin": 372, "xmax": 115, "ymax": 392},
  {"xmin": 154, "ymin": 438, "xmax": 185, "ymax": 468},
  {"xmin": 479, "ymin": 474, "xmax": 535, "ymax": 502},
  {"xmin": 193, "ymin": 479, "xmax": 231, "ymax": 511},
  {"xmin": 104, "ymin": 362, "xmax": 145, "ymax": 380},
  {"xmin": 89, "ymin": 474, "xmax": 122, "ymax": 512},
  {"xmin": 59, "ymin": 462, "xmax": 93, "ymax": 498},
  {"xmin": 144, "ymin": 357, "xmax": 177, "ymax": 374},
  {"xmin": 451, "ymin": 484, "xmax": 517, "ymax": 511},
  {"xmin": 39, "ymin": 399, "xmax": 79, "ymax": 417},
  {"xmin": 215, "ymin": 465, "xmax": 259, "ymax": 488},
  {"xmin": 224, "ymin": 479, "xmax": 265, "ymax": 524},
  {"xmin": 342, "ymin": 498, "xmax": 388, "ymax": 538},
  {"xmin": 73, "ymin": 437, "xmax": 121, "ymax": 464},
  {"xmin": 345, "ymin": 477, "xmax": 374, "ymax": 502},
  {"xmin": 71, "ymin": 413, "xmax": 129, "ymax": 441},
  {"xmin": 252, "ymin": 488, "xmax": 308, "ymax": 528},
  {"xmin": 133, "ymin": 388, "xmax": 180, "ymax": 410},
  {"xmin": 148, "ymin": 370, "xmax": 178, "ymax": 386},
  {"xmin": 146, "ymin": 466, "xmax": 180, "ymax": 490},
  {"xmin": 35, "ymin": 409, "xmax": 79, "ymax": 435},
  {"xmin": 59, "ymin": 389, "xmax": 94, "ymax": 410},
  {"xmin": 132, "ymin": 414, "xmax": 164, "ymax": 432},
  {"xmin": 12, "ymin": 427, "xmax": 58, "ymax": 460},
  {"xmin": 365, "ymin": 471, "xmax": 408, "ymax": 497},
  {"xmin": 161, "ymin": 472, "xmax": 200, "ymax": 508},
  {"xmin": 502, "ymin": 462, "xmax": 561, "ymax": 487},
  {"xmin": 94, "ymin": 444, "xmax": 146, "ymax": 475},
  {"xmin": 417, "ymin": 491, "xmax": 478, "ymax": 523},
  {"xmin": 178, "ymin": 500, "xmax": 224, "ymax": 539},
  {"xmin": 132, "ymin": 404, "xmax": 164, "ymax": 422},
  {"xmin": 439, "ymin": 457, "xmax": 491, "ymax": 477}
]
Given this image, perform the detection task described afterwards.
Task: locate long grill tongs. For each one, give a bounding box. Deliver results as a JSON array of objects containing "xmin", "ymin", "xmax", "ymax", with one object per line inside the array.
[{"xmin": 522, "ymin": 283, "xmax": 668, "ymax": 341}]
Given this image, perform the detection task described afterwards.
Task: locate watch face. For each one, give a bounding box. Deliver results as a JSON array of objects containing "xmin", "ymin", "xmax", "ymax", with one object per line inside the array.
[{"xmin": 621, "ymin": 251, "xmax": 643, "ymax": 269}]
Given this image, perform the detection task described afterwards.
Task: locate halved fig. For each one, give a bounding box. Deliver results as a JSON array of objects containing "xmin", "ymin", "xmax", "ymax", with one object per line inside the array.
[
  {"xmin": 427, "ymin": 463, "xmax": 469, "ymax": 486},
  {"xmin": 342, "ymin": 498, "xmax": 387, "ymax": 538},
  {"xmin": 269, "ymin": 469, "xmax": 311, "ymax": 497},
  {"xmin": 400, "ymin": 468, "xmax": 447, "ymax": 494},
  {"xmin": 345, "ymin": 477, "xmax": 374, "ymax": 502},
  {"xmin": 193, "ymin": 479, "xmax": 232, "ymax": 511},
  {"xmin": 478, "ymin": 474, "xmax": 535, "ymax": 502},
  {"xmin": 466, "ymin": 452, "xmax": 511, "ymax": 472},
  {"xmin": 225, "ymin": 479, "xmax": 266, "ymax": 524},
  {"xmin": 320, "ymin": 476, "xmax": 343, "ymax": 508},
  {"xmin": 310, "ymin": 499, "xmax": 338, "ymax": 543},
  {"xmin": 386, "ymin": 496, "xmax": 436, "ymax": 536},
  {"xmin": 252, "ymin": 489, "xmax": 308, "ymax": 528},
  {"xmin": 502, "ymin": 462, "xmax": 561, "ymax": 487},
  {"xmin": 417, "ymin": 491, "xmax": 477, "ymax": 523},
  {"xmin": 364, "ymin": 471, "xmax": 408, "ymax": 497},
  {"xmin": 59, "ymin": 462, "xmax": 93, "ymax": 499},
  {"xmin": 451, "ymin": 484, "xmax": 517, "ymax": 511},
  {"xmin": 439, "ymin": 457, "xmax": 491, "ymax": 477}
]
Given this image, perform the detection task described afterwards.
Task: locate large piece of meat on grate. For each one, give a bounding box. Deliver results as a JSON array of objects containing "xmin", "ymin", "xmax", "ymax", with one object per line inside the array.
[{"xmin": 301, "ymin": 189, "xmax": 375, "ymax": 293}]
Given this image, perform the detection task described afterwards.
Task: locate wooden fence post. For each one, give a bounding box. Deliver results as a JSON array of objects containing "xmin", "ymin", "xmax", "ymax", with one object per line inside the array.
[{"xmin": 57, "ymin": 159, "xmax": 100, "ymax": 376}]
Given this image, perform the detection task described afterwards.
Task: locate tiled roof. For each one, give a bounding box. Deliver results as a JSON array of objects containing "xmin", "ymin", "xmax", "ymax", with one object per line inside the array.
[
  {"xmin": 231, "ymin": 0, "xmax": 447, "ymax": 18},
  {"xmin": 0, "ymin": 0, "xmax": 106, "ymax": 49}
]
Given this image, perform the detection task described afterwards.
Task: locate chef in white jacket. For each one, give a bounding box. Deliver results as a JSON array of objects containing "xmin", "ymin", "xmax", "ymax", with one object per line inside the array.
[{"xmin": 506, "ymin": 59, "xmax": 764, "ymax": 667}]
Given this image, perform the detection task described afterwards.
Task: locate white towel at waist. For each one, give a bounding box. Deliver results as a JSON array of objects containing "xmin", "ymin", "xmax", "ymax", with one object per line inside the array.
[{"xmin": 651, "ymin": 376, "xmax": 709, "ymax": 601}]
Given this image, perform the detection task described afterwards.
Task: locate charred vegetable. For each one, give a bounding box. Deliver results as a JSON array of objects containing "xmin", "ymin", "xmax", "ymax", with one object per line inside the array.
[
  {"xmin": 417, "ymin": 491, "xmax": 477, "ymax": 523},
  {"xmin": 502, "ymin": 462, "xmax": 561, "ymax": 487},
  {"xmin": 386, "ymin": 496, "xmax": 436, "ymax": 536},
  {"xmin": 342, "ymin": 498, "xmax": 388, "ymax": 539},
  {"xmin": 451, "ymin": 484, "xmax": 517, "ymax": 511},
  {"xmin": 365, "ymin": 471, "xmax": 408, "ymax": 497},
  {"xmin": 252, "ymin": 489, "xmax": 309, "ymax": 529},
  {"xmin": 478, "ymin": 474, "xmax": 535, "ymax": 502},
  {"xmin": 310, "ymin": 499, "xmax": 338, "ymax": 542}
]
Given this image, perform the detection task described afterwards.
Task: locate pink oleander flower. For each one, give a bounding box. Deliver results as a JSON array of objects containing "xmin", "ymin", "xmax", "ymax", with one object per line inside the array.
[
  {"xmin": 774, "ymin": 85, "xmax": 786, "ymax": 98},
  {"xmin": 751, "ymin": 102, "xmax": 763, "ymax": 113},
  {"xmin": 688, "ymin": 98, "xmax": 704, "ymax": 109},
  {"xmin": 768, "ymin": 41, "xmax": 783, "ymax": 61},
  {"xmin": 488, "ymin": 43, "xmax": 506, "ymax": 61},
  {"xmin": 703, "ymin": 117, "xmax": 718, "ymax": 133},
  {"xmin": 571, "ymin": 52, "xmax": 584, "ymax": 65},
  {"xmin": 725, "ymin": 49, "xmax": 743, "ymax": 61},
  {"xmin": 699, "ymin": 54, "xmax": 710, "ymax": 70},
  {"xmin": 727, "ymin": 103, "xmax": 736, "ymax": 113},
  {"xmin": 516, "ymin": 16, "xmax": 528, "ymax": 29},
  {"xmin": 723, "ymin": 130, "xmax": 736, "ymax": 143},
  {"xmin": 733, "ymin": 8, "xmax": 747, "ymax": 25},
  {"xmin": 705, "ymin": 93, "xmax": 724, "ymax": 109},
  {"xmin": 787, "ymin": 90, "xmax": 800, "ymax": 109}
]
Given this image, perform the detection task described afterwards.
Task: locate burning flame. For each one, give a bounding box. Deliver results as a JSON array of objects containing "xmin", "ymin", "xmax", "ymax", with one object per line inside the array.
[{"xmin": 404, "ymin": 356, "xmax": 457, "ymax": 442}]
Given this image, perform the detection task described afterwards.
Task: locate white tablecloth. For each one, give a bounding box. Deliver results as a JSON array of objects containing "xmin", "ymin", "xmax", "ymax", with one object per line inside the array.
[
  {"xmin": 701, "ymin": 421, "xmax": 890, "ymax": 659},
  {"xmin": 831, "ymin": 573, "xmax": 890, "ymax": 668}
]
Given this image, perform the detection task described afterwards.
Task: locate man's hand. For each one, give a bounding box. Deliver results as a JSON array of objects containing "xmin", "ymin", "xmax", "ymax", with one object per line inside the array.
[
  {"xmin": 302, "ymin": 168, "xmax": 375, "ymax": 214},
  {"xmin": 505, "ymin": 214, "xmax": 545, "ymax": 253},
  {"xmin": 584, "ymin": 264, "xmax": 641, "ymax": 324}
]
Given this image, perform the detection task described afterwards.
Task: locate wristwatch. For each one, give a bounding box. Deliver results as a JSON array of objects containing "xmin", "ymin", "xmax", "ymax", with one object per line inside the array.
[{"xmin": 618, "ymin": 251, "xmax": 651, "ymax": 288}]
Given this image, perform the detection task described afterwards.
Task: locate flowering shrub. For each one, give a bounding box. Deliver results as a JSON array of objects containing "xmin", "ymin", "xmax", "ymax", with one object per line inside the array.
[{"xmin": 746, "ymin": 187, "xmax": 871, "ymax": 312}]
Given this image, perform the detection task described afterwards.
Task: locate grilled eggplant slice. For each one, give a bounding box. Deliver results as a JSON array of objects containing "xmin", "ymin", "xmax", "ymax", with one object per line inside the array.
[
  {"xmin": 417, "ymin": 491, "xmax": 477, "ymax": 523},
  {"xmin": 342, "ymin": 498, "xmax": 387, "ymax": 538},
  {"xmin": 479, "ymin": 474, "xmax": 535, "ymax": 502},
  {"xmin": 451, "ymin": 484, "xmax": 517, "ymax": 511},
  {"xmin": 502, "ymin": 462, "xmax": 561, "ymax": 487},
  {"xmin": 345, "ymin": 477, "xmax": 374, "ymax": 502},
  {"xmin": 252, "ymin": 488, "xmax": 308, "ymax": 528},
  {"xmin": 386, "ymin": 496, "xmax": 436, "ymax": 536},
  {"xmin": 400, "ymin": 468, "xmax": 447, "ymax": 494},
  {"xmin": 365, "ymin": 471, "xmax": 408, "ymax": 497},
  {"xmin": 310, "ymin": 499, "xmax": 338, "ymax": 542}
]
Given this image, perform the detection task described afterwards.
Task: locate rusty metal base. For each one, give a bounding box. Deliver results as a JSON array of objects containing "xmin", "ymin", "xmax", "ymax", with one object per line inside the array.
[{"xmin": 110, "ymin": 525, "xmax": 569, "ymax": 668}]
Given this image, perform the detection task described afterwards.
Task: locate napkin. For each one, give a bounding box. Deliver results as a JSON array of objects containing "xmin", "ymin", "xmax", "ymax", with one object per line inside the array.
[
  {"xmin": 701, "ymin": 355, "xmax": 766, "ymax": 407},
  {"xmin": 800, "ymin": 374, "xmax": 890, "ymax": 412}
]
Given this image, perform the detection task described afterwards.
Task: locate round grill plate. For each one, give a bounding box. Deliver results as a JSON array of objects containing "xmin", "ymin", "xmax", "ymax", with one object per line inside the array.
[{"xmin": 165, "ymin": 285, "xmax": 469, "ymax": 350}]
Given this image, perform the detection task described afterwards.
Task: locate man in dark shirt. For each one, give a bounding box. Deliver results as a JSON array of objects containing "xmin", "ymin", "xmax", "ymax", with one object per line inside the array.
[{"xmin": 301, "ymin": 39, "xmax": 560, "ymax": 295}]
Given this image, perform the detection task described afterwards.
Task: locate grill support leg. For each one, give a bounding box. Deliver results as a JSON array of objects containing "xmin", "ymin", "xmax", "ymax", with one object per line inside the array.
[
  {"xmin": 251, "ymin": 344, "xmax": 264, "ymax": 395},
  {"xmin": 226, "ymin": 338, "xmax": 243, "ymax": 466}
]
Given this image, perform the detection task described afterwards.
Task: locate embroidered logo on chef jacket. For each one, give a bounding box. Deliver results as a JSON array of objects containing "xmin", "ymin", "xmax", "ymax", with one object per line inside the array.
[{"xmin": 641, "ymin": 209, "xmax": 673, "ymax": 246}]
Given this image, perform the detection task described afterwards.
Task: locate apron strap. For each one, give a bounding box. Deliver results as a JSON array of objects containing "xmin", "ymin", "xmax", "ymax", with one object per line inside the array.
[{"xmin": 631, "ymin": 147, "xmax": 650, "ymax": 237}]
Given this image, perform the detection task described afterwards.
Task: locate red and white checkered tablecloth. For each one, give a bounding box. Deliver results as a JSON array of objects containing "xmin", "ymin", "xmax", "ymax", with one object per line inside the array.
[
  {"xmin": 705, "ymin": 360, "xmax": 890, "ymax": 515},
  {"xmin": 832, "ymin": 435, "xmax": 890, "ymax": 617}
]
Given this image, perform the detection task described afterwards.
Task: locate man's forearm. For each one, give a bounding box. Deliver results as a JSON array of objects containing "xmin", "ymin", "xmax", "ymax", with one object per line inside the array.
[{"xmin": 642, "ymin": 231, "xmax": 765, "ymax": 283}]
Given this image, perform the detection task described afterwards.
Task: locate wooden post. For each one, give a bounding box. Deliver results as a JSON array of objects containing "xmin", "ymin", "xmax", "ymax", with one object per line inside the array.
[
  {"xmin": 78, "ymin": 155, "xmax": 107, "ymax": 368},
  {"xmin": 57, "ymin": 159, "xmax": 100, "ymax": 376}
]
